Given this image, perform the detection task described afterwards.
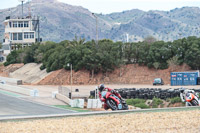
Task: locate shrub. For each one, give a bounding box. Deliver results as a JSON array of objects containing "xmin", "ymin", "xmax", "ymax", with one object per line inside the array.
[
  {"xmin": 166, "ymin": 98, "xmax": 170, "ymax": 102},
  {"xmin": 170, "ymin": 97, "xmax": 182, "ymax": 104},
  {"xmin": 88, "ymin": 95, "xmax": 95, "ymax": 99},
  {"xmin": 134, "ymin": 103, "xmax": 150, "ymax": 109},
  {"xmin": 126, "ymin": 98, "xmax": 146, "ymax": 106},
  {"xmin": 40, "ymin": 64, "xmax": 46, "ymax": 70},
  {"xmin": 152, "ymin": 97, "xmax": 163, "ymax": 108}
]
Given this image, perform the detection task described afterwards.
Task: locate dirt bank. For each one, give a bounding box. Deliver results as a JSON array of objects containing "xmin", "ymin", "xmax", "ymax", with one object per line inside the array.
[
  {"xmin": 38, "ymin": 64, "xmax": 191, "ymax": 85},
  {"xmin": 0, "ymin": 63, "xmax": 24, "ymax": 77}
]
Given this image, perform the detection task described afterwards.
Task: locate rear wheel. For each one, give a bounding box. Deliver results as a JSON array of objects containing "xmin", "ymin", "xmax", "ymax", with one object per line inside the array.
[
  {"xmin": 106, "ymin": 99, "xmax": 118, "ymax": 111},
  {"xmin": 191, "ymin": 99, "xmax": 199, "ymax": 106},
  {"xmin": 122, "ymin": 103, "xmax": 129, "ymax": 110}
]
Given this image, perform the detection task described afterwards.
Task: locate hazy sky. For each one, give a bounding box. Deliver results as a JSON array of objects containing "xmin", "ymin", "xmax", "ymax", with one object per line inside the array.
[{"xmin": 0, "ymin": 0, "xmax": 200, "ymax": 14}]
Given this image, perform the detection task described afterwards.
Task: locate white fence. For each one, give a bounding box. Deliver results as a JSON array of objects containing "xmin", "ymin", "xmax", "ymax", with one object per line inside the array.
[
  {"xmin": 70, "ymin": 99, "xmax": 85, "ymax": 108},
  {"xmin": 87, "ymin": 99, "xmax": 102, "ymax": 108}
]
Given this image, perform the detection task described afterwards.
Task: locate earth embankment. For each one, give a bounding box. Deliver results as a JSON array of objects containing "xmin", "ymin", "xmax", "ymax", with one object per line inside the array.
[
  {"xmin": 0, "ymin": 63, "xmax": 191, "ymax": 85},
  {"xmin": 37, "ymin": 64, "xmax": 191, "ymax": 85}
]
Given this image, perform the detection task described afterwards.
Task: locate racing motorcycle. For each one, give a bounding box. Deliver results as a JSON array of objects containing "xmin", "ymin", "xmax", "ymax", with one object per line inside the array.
[
  {"xmin": 185, "ymin": 92, "xmax": 200, "ymax": 106},
  {"xmin": 101, "ymin": 90, "xmax": 128, "ymax": 111}
]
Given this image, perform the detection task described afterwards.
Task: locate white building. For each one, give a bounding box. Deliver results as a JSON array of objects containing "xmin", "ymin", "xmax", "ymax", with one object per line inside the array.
[{"xmin": 2, "ymin": 16, "xmax": 39, "ymax": 55}]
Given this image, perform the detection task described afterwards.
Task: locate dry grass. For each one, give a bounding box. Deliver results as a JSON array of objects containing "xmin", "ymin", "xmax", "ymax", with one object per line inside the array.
[{"xmin": 0, "ymin": 110, "xmax": 200, "ymax": 133}]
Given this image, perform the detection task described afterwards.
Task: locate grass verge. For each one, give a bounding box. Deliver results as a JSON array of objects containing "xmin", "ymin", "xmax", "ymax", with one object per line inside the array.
[{"xmin": 53, "ymin": 105, "xmax": 91, "ymax": 112}]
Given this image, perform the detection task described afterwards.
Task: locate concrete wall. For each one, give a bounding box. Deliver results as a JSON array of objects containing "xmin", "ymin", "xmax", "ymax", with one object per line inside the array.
[
  {"xmin": 0, "ymin": 76, "xmax": 22, "ymax": 85},
  {"xmin": 0, "ymin": 84, "xmax": 38, "ymax": 96},
  {"xmin": 55, "ymin": 93, "xmax": 71, "ymax": 105}
]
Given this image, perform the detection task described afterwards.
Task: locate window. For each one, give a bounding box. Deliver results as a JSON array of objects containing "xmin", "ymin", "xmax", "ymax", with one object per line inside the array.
[
  {"xmin": 18, "ymin": 33, "xmax": 23, "ymax": 40},
  {"xmin": 24, "ymin": 33, "xmax": 29, "ymax": 39},
  {"xmin": 12, "ymin": 33, "xmax": 23, "ymax": 40},
  {"xmin": 13, "ymin": 33, "xmax": 17, "ymax": 40},
  {"xmin": 24, "ymin": 32, "xmax": 34, "ymax": 39},
  {"xmin": 30, "ymin": 32, "xmax": 34, "ymax": 39},
  {"xmin": 18, "ymin": 21, "xmax": 23, "ymax": 27},
  {"xmin": 10, "ymin": 33, "xmax": 13, "ymax": 40},
  {"xmin": 24, "ymin": 21, "xmax": 29, "ymax": 27},
  {"xmin": 9, "ymin": 22, "xmax": 12, "ymax": 27},
  {"xmin": 13, "ymin": 21, "xmax": 17, "ymax": 27}
]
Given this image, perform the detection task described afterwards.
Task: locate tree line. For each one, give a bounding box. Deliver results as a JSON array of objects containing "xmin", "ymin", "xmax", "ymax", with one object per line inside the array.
[{"xmin": 4, "ymin": 36, "xmax": 200, "ymax": 74}]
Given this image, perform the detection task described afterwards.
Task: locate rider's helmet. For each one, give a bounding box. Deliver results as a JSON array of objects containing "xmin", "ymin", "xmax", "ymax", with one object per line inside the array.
[
  {"xmin": 98, "ymin": 84, "xmax": 105, "ymax": 92},
  {"xmin": 179, "ymin": 87, "xmax": 186, "ymax": 93}
]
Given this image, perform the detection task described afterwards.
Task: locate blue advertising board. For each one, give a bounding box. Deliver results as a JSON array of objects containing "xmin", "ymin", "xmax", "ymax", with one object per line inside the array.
[
  {"xmin": 189, "ymin": 72, "xmax": 198, "ymax": 85},
  {"xmin": 183, "ymin": 73, "xmax": 189, "ymax": 85},
  {"xmin": 171, "ymin": 71, "xmax": 199, "ymax": 86},
  {"xmin": 177, "ymin": 73, "xmax": 183, "ymax": 85},
  {"xmin": 171, "ymin": 72, "xmax": 177, "ymax": 86}
]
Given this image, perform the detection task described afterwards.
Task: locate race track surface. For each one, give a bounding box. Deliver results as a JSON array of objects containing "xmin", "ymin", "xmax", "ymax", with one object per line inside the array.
[{"xmin": 0, "ymin": 93, "xmax": 75, "ymax": 117}]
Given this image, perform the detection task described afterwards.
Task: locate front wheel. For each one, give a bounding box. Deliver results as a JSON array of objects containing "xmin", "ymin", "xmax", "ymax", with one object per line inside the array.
[{"xmin": 106, "ymin": 99, "xmax": 118, "ymax": 111}]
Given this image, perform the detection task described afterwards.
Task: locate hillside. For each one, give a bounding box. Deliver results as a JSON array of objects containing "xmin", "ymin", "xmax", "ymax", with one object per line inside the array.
[
  {"xmin": 38, "ymin": 64, "xmax": 190, "ymax": 85},
  {"xmin": 0, "ymin": 63, "xmax": 191, "ymax": 85},
  {"xmin": 0, "ymin": 0, "xmax": 200, "ymax": 42}
]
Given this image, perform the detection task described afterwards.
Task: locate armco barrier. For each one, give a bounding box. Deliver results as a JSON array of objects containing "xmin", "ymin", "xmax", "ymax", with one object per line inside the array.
[
  {"xmin": 0, "ymin": 84, "xmax": 38, "ymax": 96},
  {"xmin": 0, "ymin": 76, "xmax": 22, "ymax": 85}
]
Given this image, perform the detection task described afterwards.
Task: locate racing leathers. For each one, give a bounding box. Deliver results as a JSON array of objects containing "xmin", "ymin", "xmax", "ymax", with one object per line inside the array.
[{"xmin": 98, "ymin": 87, "xmax": 122, "ymax": 110}]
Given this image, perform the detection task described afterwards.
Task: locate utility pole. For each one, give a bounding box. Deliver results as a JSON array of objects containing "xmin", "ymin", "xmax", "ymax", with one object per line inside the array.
[
  {"xmin": 67, "ymin": 63, "xmax": 73, "ymax": 99},
  {"xmin": 92, "ymin": 13, "xmax": 98, "ymax": 48},
  {"xmin": 37, "ymin": 16, "xmax": 40, "ymax": 42},
  {"xmin": 126, "ymin": 33, "xmax": 129, "ymax": 43},
  {"xmin": 18, "ymin": 0, "xmax": 25, "ymax": 18}
]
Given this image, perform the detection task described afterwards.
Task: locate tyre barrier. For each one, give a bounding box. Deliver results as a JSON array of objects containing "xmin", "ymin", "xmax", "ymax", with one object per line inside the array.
[{"xmin": 90, "ymin": 88, "xmax": 200, "ymax": 100}]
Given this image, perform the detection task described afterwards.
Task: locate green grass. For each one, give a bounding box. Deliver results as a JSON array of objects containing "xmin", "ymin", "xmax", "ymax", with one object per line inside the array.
[
  {"xmin": 0, "ymin": 90, "xmax": 22, "ymax": 97},
  {"xmin": 53, "ymin": 105, "xmax": 91, "ymax": 112}
]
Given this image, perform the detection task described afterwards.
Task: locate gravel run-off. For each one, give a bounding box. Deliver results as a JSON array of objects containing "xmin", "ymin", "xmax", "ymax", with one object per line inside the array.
[{"xmin": 0, "ymin": 110, "xmax": 200, "ymax": 133}]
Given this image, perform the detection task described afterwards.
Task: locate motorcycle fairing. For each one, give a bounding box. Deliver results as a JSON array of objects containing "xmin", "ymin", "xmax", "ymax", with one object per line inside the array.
[{"xmin": 185, "ymin": 93, "xmax": 195, "ymax": 102}]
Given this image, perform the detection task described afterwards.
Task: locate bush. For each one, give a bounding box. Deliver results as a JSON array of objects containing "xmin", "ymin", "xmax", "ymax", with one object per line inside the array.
[
  {"xmin": 170, "ymin": 97, "xmax": 182, "ymax": 104},
  {"xmin": 152, "ymin": 97, "xmax": 163, "ymax": 108},
  {"xmin": 134, "ymin": 103, "xmax": 150, "ymax": 109},
  {"xmin": 88, "ymin": 95, "xmax": 95, "ymax": 99},
  {"xmin": 126, "ymin": 98, "xmax": 146, "ymax": 106},
  {"xmin": 40, "ymin": 64, "xmax": 46, "ymax": 70}
]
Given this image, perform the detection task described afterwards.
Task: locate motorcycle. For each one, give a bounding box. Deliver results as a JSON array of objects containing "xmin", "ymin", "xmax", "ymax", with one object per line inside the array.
[
  {"xmin": 185, "ymin": 92, "xmax": 200, "ymax": 106},
  {"xmin": 101, "ymin": 90, "xmax": 128, "ymax": 111}
]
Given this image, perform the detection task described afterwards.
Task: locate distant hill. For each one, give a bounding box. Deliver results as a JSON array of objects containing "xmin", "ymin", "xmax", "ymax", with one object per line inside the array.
[{"xmin": 0, "ymin": 0, "xmax": 200, "ymax": 42}]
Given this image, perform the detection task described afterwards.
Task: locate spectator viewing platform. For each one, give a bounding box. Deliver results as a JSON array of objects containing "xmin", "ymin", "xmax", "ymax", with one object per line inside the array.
[{"xmin": 2, "ymin": 16, "xmax": 40, "ymax": 54}]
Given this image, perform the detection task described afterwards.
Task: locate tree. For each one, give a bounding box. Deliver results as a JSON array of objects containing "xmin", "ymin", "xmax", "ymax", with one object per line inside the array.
[
  {"xmin": 167, "ymin": 56, "xmax": 179, "ymax": 71},
  {"xmin": 144, "ymin": 36, "xmax": 157, "ymax": 45},
  {"xmin": 153, "ymin": 62, "xmax": 160, "ymax": 70}
]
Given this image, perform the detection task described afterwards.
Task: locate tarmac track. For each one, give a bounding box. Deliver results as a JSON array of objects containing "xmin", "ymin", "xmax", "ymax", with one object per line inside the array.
[{"xmin": 0, "ymin": 93, "xmax": 75, "ymax": 118}]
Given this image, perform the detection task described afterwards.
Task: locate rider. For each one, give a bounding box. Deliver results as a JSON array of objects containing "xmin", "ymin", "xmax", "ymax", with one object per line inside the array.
[
  {"xmin": 179, "ymin": 87, "xmax": 199, "ymax": 106},
  {"xmin": 98, "ymin": 84, "xmax": 123, "ymax": 110}
]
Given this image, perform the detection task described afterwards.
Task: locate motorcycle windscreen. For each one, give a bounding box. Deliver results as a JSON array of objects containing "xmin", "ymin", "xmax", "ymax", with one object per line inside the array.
[
  {"xmin": 101, "ymin": 91, "xmax": 107, "ymax": 98},
  {"xmin": 185, "ymin": 93, "xmax": 195, "ymax": 102}
]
